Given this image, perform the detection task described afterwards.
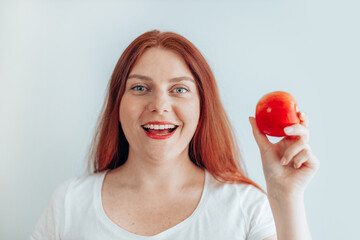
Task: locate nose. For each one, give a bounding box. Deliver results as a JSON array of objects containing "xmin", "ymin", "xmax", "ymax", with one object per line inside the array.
[{"xmin": 147, "ymin": 90, "xmax": 172, "ymax": 113}]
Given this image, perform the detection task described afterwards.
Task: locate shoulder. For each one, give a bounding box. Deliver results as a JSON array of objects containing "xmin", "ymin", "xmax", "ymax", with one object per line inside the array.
[
  {"xmin": 49, "ymin": 170, "xmax": 107, "ymax": 205},
  {"xmin": 30, "ymin": 171, "xmax": 107, "ymax": 239},
  {"xmin": 66, "ymin": 171, "xmax": 106, "ymax": 192},
  {"xmin": 207, "ymin": 171, "xmax": 267, "ymax": 203},
  {"xmin": 204, "ymin": 172, "xmax": 275, "ymax": 237},
  {"xmin": 206, "ymin": 172, "xmax": 270, "ymax": 215},
  {"xmin": 64, "ymin": 170, "xmax": 107, "ymax": 200},
  {"xmin": 47, "ymin": 171, "xmax": 107, "ymax": 227}
]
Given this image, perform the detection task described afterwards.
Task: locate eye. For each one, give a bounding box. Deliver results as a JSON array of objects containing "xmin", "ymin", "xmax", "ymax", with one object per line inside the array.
[
  {"xmin": 172, "ymin": 87, "xmax": 189, "ymax": 94},
  {"xmin": 131, "ymin": 85, "xmax": 147, "ymax": 92}
]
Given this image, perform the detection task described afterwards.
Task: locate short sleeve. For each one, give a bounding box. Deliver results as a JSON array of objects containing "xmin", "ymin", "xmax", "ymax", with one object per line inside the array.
[
  {"xmin": 246, "ymin": 190, "xmax": 277, "ymax": 240},
  {"xmin": 30, "ymin": 178, "xmax": 74, "ymax": 240}
]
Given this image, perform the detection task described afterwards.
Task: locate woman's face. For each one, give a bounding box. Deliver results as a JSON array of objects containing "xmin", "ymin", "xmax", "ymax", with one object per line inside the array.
[{"xmin": 119, "ymin": 47, "xmax": 200, "ymax": 161}]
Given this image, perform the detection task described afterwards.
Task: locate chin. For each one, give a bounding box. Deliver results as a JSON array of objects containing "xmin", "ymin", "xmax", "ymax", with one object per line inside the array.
[{"xmin": 145, "ymin": 148, "xmax": 184, "ymax": 161}]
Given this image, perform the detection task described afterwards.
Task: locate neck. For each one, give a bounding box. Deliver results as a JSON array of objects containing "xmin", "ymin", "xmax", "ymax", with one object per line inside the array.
[{"xmin": 112, "ymin": 147, "xmax": 204, "ymax": 193}]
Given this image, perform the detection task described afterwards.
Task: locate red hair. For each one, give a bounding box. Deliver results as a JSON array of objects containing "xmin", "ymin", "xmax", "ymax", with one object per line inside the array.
[{"xmin": 86, "ymin": 30, "xmax": 265, "ymax": 194}]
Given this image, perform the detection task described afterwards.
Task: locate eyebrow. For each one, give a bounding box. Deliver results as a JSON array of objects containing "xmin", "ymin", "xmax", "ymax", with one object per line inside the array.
[{"xmin": 127, "ymin": 74, "xmax": 195, "ymax": 83}]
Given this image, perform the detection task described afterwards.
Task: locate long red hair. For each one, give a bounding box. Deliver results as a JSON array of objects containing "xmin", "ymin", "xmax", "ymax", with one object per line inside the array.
[{"xmin": 86, "ymin": 30, "xmax": 265, "ymax": 193}]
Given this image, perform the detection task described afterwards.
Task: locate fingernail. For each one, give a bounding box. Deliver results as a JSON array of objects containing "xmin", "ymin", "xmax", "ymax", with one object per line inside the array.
[
  {"xmin": 281, "ymin": 157, "xmax": 287, "ymax": 165},
  {"xmin": 299, "ymin": 112, "xmax": 305, "ymax": 121},
  {"xmin": 284, "ymin": 127, "xmax": 293, "ymax": 134}
]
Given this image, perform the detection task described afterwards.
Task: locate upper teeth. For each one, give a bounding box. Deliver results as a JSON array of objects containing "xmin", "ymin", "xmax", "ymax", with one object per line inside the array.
[{"xmin": 143, "ymin": 124, "xmax": 176, "ymax": 130}]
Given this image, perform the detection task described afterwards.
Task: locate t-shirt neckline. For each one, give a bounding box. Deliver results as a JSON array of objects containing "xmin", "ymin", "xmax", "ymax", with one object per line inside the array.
[{"xmin": 96, "ymin": 168, "xmax": 209, "ymax": 239}]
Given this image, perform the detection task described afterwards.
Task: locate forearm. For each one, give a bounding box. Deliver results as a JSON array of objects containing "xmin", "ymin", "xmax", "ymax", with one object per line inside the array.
[{"xmin": 267, "ymin": 194, "xmax": 312, "ymax": 240}]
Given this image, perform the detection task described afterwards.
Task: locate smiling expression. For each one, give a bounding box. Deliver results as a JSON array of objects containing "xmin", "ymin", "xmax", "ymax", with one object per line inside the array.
[{"xmin": 119, "ymin": 47, "xmax": 201, "ymax": 160}]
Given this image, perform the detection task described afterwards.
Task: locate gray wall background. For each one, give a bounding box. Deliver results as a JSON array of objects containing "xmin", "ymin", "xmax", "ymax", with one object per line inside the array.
[{"xmin": 1, "ymin": 0, "xmax": 359, "ymax": 239}]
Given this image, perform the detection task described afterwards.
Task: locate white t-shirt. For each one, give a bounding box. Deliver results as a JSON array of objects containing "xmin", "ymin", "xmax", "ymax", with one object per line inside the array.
[{"xmin": 30, "ymin": 169, "xmax": 276, "ymax": 240}]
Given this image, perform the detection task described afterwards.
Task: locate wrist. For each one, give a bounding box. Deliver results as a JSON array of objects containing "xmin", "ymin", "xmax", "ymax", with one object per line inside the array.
[
  {"xmin": 266, "ymin": 194, "xmax": 311, "ymax": 240},
  {"xmin": 266, "ymin": 187, "xmax": 305, "ymax": 203}
]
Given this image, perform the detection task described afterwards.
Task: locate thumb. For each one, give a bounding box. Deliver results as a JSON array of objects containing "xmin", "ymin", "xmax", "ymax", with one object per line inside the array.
[{"xmin": 249, "ymin": 116, "xmax": 271, "ymax": 154}]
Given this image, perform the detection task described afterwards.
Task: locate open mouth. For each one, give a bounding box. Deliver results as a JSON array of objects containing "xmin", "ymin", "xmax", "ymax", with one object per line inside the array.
[{"xmin": 142, "ymin": 125, "xmax": 178, "ymax": 135}]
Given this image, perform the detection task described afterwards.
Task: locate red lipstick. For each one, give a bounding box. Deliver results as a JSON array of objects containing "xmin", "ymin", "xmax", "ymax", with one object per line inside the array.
[
  {"xmin": 141, "ymin": 121, "xmax": 178, "ymax": 140},
  {"xmin": 143, "ymin": 128, "xmax": 177, "ymax": 140}
]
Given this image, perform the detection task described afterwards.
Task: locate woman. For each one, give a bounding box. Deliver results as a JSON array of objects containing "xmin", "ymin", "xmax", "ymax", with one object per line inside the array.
[{"xmin": 31, "ymin": 30, "xmax": 320, "ymax": 240}]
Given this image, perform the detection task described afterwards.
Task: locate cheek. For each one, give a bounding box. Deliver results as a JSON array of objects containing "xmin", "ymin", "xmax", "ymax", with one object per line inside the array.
[
  {"xmin": 191, "ymin": 96, "xmax": 201, "ymax": 121},
  {"xmin": 119, "ymin": 96, "xmax": 143, "ymax": 123},
  {"xmin": 177, "ymin": 99, "xmax": 200, "ymax": 128}
]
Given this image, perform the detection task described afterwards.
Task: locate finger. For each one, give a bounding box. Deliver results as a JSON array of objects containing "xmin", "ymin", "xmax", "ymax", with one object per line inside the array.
[
  {"xmin": 281, "ymin": 143, "xmax": 310, "ymax": 166},
  {"xmin": 297, "ymin": 111, "xmax": 309, "ymax": 128},
  {"xmin": 303, "ymin": 152, "xmax": 320, "ymax": 171},
  {"xmin": 292, "ymin": 148, "xmax": 311, "ymax": 168},
  {"xmin": 284, "ymin": 124, "xmax": 309, "ymax": 142},
  {"xmin": 249, "ymin": 116, "xmax": 271, "ymax": 154}
]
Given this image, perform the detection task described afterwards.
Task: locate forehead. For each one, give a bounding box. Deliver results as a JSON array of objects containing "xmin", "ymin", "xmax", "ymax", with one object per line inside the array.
[{"xmin": 129, "ymin": 47, "xmax": 193, "ymax": 79}]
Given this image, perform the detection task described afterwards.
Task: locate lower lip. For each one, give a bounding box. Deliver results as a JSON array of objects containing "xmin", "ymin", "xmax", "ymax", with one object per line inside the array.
[{"xmin": 143, "ymin": 127, "xmax": 177, "ymax": 140}]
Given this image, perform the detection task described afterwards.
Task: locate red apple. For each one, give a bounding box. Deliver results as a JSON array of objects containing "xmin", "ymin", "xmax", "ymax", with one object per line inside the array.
[{"xmin": 255, "ymin": 91, "xmax": 301, "ymax": 137}]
